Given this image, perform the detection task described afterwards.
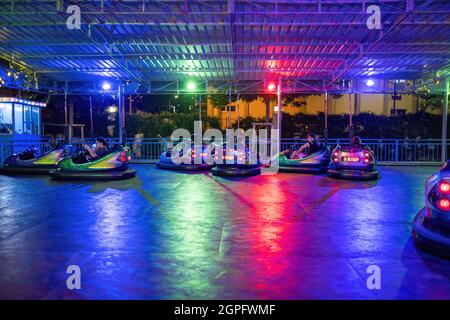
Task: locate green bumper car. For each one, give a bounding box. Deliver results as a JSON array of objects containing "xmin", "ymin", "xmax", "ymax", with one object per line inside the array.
[
  {"xmin": 49, "ymin": 145, "xmax": 136, "ymax": 180},
  {"xmin": 277, "ymin": 145, "xmax": 331, "ymax": 173}
]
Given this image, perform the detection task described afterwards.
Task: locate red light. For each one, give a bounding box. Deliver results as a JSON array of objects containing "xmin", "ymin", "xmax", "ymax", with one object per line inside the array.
[
  {"xmin": 267, "ymin": 82, "xmax": 276, "ymax": 91},
  {"xmin": 364, "ymin": 158, "xmax": 370, "ymax": 163},
  {"xmin": 437, "ymin": 198, "xmax": 450, "ymax": 210},
  {"xmin": 439, "ymin": 181, "xmax": 450, "ymax": 193},
  {"xmin": 334, "ymin": 152, "xmax": 339, "ymax": 156},
  {"xmin": 333, "ymin": 157, "xmax": 339, "ymax": 162},
  {"xmin": 364, "ymin": 152, "xmax": 369, "ymax": 158}
]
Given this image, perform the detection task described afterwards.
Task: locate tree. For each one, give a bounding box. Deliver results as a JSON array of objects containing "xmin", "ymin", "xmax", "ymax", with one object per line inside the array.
[
  {"xmin": 418, "ymin": 93, "xmax": 447, "ymax": 113},
  {"xmin": 283, "ymin": 94, "xmax": 308, "ymax": 108},
  {"xmin": 209, "ymin": 93, "xmax": 235, "ymax": 110}
]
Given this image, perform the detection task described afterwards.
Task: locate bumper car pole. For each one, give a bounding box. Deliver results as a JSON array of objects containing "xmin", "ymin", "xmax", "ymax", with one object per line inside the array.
[
  {"xmin": 441, "ymin": 78, "xmax": 449, "ymax": 163},
  {"xmin": 348, "ymin": 82, "xmax": 354, "ymax": 140}
]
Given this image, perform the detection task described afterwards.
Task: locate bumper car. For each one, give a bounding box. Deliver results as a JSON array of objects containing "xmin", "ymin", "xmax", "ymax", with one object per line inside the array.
[
  {"xmin": 211, "ymin": 144, "xmax": 262, "ymax": 177},
  {"xmin": 1, "ymin": 143, "xmax": 74, "ymax": 174},
  {"xmin": 49, "ymin": 145, "xmax": 136, "ymax": 180},
  {"xmin": 327, "ymin": 145, "xmax": 380, "ymax": 180},
  {"xmin": 156, "ymin": 142, "xmax": 213, "ymax": 171},
  {"xmin": 277, "ymin": 144, "xmax": 331, "ymax": 173},
  {"xmin": 412, "ymin": 162, "xmax": 450, "ymax": 257}
]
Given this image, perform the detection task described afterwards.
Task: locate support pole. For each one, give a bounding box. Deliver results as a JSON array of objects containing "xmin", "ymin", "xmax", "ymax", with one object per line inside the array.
[
  {"xmin": 64, "ymin": 86, "xmax": 68, "ymax": 142},
  {"xmin": 118, "ymin": 83, "xmax": 124, "ymax": 145},
  {"xmin": 442, "ymin": 78, "xmax": 449, "ymax": 162},
  {"xmin": 324, "ymin": 92, "xmax": 328, "ymax": 142},
  {"xmin": 348, "ymin": 82, "xmax": 353, "ymax": 139},
  {"xmin": 227, "ymin": 88, "xmax": 232, "ymax": 129},
  {"xmin": 89, "ymin": 96, "xmax": 94, "ymax": 139},
  {"xmin": 199, "ymin": 94, "xmax": 202, "ymax": 123},
  {"xmin": 122, "ymin": 94, "xmax": 125, "ymax": 130},
  {"xmin": 277, "ymin": 79, "xmax": 282, "ymax": 153},
  {"xmin": 129, "ymin": 95, "xmax": 133, "ymax": 113},
  {"xmin": 237, "ymin": 93, "xmax": 240, "ymax": 129}
]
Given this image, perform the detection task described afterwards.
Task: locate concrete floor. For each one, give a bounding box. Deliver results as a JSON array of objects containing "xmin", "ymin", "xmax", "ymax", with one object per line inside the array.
[{"xmin": 0, "ymin": 165, "xmax": 449, "ymax": 299}]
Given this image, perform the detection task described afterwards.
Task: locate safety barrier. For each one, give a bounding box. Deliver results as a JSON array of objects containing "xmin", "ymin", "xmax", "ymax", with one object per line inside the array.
[
  {"xmin": 0, "ymin": 137, "xmax": 447, "ymax": 166},
  {"xmin": 0, "ymin": 137, "xmax": 52, "ymax": 166},
  {"xmin": 281, "ymin": 139, "xmax": 445, "ymax": 164}
]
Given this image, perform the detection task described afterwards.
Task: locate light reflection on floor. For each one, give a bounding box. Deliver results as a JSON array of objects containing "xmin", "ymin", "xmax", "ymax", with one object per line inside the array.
[{"xmin": 0, "ymin": 165, "xmax": 449, "ymax": 299}]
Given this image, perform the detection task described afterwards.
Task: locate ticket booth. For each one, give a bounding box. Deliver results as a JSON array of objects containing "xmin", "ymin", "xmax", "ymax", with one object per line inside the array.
[{"xmin": 0, "ymin": 97, "xmax": 46, "ymax": 138}]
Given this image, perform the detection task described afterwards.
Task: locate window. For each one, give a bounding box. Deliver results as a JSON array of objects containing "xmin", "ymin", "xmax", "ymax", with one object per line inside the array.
[
  {"xmin": 0, "ymin": 98, "xmax": 44, "ymax": 135},
  {"xmin": 0, "ymin": 103, "xmax": 13, "ymax": 134},
  {"xmin": 23, "ymin": 105, "xmax": 32, "ymax": 134},
  {"xmin": 14, "ymin": 103, "xmax": 23, "ymax": 134},
  {"xmin": 32, "ymin": 107, "xmax": 40, "ymax": 135}
]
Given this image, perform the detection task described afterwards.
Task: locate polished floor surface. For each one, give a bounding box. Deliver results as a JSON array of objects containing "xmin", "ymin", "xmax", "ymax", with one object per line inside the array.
[{"xmin": 0, "ymin": 165, "xmax": 449, "ymax": 299}]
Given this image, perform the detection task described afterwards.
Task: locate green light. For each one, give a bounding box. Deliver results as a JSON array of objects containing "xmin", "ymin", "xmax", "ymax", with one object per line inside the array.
[{"xmin": 186, "ymin": 81, "xmax": 197, "ymax": 91}]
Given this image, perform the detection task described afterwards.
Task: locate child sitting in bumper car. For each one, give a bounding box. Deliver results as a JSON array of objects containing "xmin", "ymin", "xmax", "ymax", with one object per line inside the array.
[{"xmin": 282, "ymin": 133, "xmax": 321, "ymax": 159}]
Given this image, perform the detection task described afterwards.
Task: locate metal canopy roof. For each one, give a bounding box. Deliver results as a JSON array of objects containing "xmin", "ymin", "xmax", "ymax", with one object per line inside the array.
[{"xmin": 0, "ymin": 0, "xmax": 449, "ymax": 94}]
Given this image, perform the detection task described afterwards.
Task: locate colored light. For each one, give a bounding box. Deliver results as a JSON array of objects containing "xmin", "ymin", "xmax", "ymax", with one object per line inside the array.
[
  {"xmin": 366, "ymin": 79, "xmax": 375, "ymax": 87},
  {"xmin": 107, "ymin": 105, "xmax": 118, "ymax": 113},
  {"xmin": 439, "ymin": 181, "xmax": 450, "ymax": 193},
  {"xmin": 364, "ymin": 158, "xmax": 370, "ymax": 163},
  {"xmin": 267, "ymin": 82, "xmax": 276, "ymax": 91},
  {"xmin": 186, "ymin": 81, "xmax": 196, "ymax": 91},
  {"xmin": 437, "ymin": 198, "xmax": 450, "ymax": 210},
  {"xmin": 102, "ymin": 82, "xmax": 112, "ymax": 91}
]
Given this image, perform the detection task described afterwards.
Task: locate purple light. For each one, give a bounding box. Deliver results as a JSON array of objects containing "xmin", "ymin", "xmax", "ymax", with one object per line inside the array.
[
  {"xmin": 102, "ymin": 82, "xmax": 112, "ymax": 91},
  {"xmin": 366, "ymin": 79, "xmax": 375, "ymax": 87}
]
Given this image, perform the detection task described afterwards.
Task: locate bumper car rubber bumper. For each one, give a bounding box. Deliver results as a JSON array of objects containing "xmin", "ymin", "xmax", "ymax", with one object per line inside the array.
[
  {"xmin": 211, "ymin": 165, "xmax": 261, "ymax": 177},
  {"xmin": 279, "ymin": 164, "xmax": 328, "ymax": 174},
  {"xmin": 49, "ymin": 169, "xmax": 136, "ymax": 180},
  {"xmin": 327, "ymin": 168, "xmax": 380, "ymax": 181},
  {"xmin": 412, "ymin": 207, "xmax": 450, "ymax": 258},
  {"xmin": 0, "ymin": 165, "xmax": 54, "ymax": 175},
  {"xmin": 156, "ymin": 161, "xmax": 213, "ymax": 171}
]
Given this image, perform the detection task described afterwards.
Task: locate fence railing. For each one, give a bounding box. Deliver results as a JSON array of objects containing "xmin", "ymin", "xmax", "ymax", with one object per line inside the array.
[
  {"xmin": 0, "ymin": 137, "xmax": 447, "ymax": 166},
  {"xmin": 0, "ymin": 137, "xmax": 52, "ymax": 166},
  {"xmin": 281, "ymin": 139, "xmax": 444, "ymax": 164}
]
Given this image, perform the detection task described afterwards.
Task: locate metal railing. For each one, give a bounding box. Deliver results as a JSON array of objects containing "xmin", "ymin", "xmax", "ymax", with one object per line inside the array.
[
  {"xmin": 0, "ymin": 137, "xmax": 447, "ymax": 166},
  {"xmin": 281, "ymin": 139, "xmax": 444, "ymax": 164},
  {"xmin": 0, "ymin": 137, "xmax": 52, "ymax": 165}
]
